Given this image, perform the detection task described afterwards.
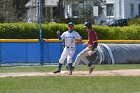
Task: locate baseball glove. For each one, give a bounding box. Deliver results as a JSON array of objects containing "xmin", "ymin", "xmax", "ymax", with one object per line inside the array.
[{"xmin": 75, "ymin": 39, "xmax": 82, "ymax": 44}]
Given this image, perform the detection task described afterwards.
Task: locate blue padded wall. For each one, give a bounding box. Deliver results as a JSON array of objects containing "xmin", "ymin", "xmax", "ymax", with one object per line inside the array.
[{"xmin": 0, "ymin": 41, "xmax": 85, "ymax": 64}]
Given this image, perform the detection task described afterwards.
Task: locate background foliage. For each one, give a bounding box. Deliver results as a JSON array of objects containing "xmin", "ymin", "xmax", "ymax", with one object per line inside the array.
[
  {"xmin": 128, "ymin": 16, "xmax": 140, "ymax": 25},
  {"xmin": 0, "ymin": 23, "xmax": 140, "ymax": 40}
]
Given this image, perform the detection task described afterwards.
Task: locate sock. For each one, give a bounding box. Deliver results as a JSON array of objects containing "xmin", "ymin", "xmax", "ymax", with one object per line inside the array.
[
  {"xmin": 88, "ymin": 62, "xmax": 93, "ymax": 67},
  {"xmin": 68, "ymin": 63, "xmax": 72, "ymax": 70},
  {"xmin": 58, "ymin": 63, "xmax": 63, "ymax": 70}
]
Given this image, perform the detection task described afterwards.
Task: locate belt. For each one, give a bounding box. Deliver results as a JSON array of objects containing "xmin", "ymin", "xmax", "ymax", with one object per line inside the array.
[{"xmin": 66, "ymin": 47, "xmax": 75, "ymax": 48}]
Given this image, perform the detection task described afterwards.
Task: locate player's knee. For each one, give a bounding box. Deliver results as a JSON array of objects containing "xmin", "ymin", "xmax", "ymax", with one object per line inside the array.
[
  {"xmin": 67, "ymin": 59, "xmax": 72, "ymax": 64},
  {"xmin": 77, "ymin": 53, "xmax": 84, "ymax": 58},
  {"xmin": 59, "ymin": 59, "xmax": 64, "ymax": 64},
  {"xmin": 59, "ymin": 61, "xmax": 64, "ymax": 64},
  {"xmin": 76, "ymin": 54, "xmax": 80, "ymax": 58}
]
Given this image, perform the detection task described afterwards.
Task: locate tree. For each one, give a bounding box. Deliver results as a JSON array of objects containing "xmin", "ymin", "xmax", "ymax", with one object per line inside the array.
[
  {"xmin": 57, "ymin": 0, "xmax": 64, "ymax": 21},
  {"xmin": 13, "ymin": 0, "xmax": 30, "ymax": 21},
  {"xmin": 42, "ymin": 0, "xmax": 47, "ymax": 22}
]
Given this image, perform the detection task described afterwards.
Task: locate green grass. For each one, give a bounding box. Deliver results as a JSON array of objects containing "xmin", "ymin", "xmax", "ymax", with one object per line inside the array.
[
  {"xmin": 0, "ymin": 64, "xmax": 139, "ymax": 73},
  {"xmin": 0, "ymin": 64, "xmax": 139, "ymax": 93},
  {"xmin": 0, "ymin": 76, "xmax": 140, "ymax": 93}
]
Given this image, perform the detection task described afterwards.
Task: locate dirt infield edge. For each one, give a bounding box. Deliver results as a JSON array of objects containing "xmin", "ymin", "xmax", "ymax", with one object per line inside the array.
[{"xmin": 0, "ymin": 69, "xmax": 140, "ymax": 78}]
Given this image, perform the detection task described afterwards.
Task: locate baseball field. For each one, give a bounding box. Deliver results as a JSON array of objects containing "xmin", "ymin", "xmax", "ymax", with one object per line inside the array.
[{"xmin": 0, "ymin": 64, "xmax": 140, "ymax": 93}]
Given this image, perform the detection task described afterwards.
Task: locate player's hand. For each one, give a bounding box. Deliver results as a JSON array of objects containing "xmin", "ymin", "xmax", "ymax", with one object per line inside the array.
[
  {"xmin": 75, "ymin": 39, "xmax": 82, "ymax": 44},
  {"xmin": 57, "ymin": 31, "xmax": 60, "ymax": 35}
]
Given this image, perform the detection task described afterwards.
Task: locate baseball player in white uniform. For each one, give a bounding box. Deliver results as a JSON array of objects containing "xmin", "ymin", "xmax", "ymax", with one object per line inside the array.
[{"xmin": 53, "ymin": 22, "xmax": 82, "ymax": 75}]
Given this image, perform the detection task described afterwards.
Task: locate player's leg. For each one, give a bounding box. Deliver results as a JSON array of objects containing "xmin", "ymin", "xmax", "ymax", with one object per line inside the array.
[
  {"xmin": 73, "ymin": 47, "xmax": 95, "ymax": 74},
  {"xmin": 54, "ymin": 47, "xmax": 68, "ymax": 73},
  {"xmin": 79, "ymin": 47, "xmax": 95, "ymax": 74},
  {"xmin": 67, "ymin": 48, "xmax": 75, "ymax": 75},
  {"xmin": 73, "ymin": 47, "xmax": 90, "ymax": 67},
  {"xmin": 80, "ymin": 47, "xmax": 91, "ymax": 64}
]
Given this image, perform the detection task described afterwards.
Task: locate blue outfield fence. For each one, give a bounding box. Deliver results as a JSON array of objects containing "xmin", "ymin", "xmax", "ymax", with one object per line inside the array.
[
  {"xmin": 0, "ymin": 39, "xmax": 140, "ymax": 65},
  {"xmin": 0, "ymin": 41, "xmax": 40, "ymax": 64},
  {"xmin": 0, "ymin": 39, "xmax": 86, "ymax": 65}
]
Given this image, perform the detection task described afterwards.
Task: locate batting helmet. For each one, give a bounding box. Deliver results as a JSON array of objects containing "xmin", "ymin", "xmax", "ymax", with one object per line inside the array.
[{"xmin": 84, "ymin": 22, "xmax": 92, "ymax": 28}]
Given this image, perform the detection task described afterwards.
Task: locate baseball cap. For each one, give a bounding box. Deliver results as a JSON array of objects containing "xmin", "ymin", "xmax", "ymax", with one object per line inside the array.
[
  {"xmin": 84, "ymin": 22, "xmax": 92, "ymax": 28},
  {"xmin": 68, "ymin": 22, "xmax": 74, "ymax": 25}
]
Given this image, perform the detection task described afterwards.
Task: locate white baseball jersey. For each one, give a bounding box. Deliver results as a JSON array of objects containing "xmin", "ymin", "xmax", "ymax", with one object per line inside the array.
[
  {"xmin": 61, "ymin": 31, "xmax": 82, "ymax": 47},
  {"xmin": 59, "ymin": 30, "xmax": 82, "ymax": 64}
]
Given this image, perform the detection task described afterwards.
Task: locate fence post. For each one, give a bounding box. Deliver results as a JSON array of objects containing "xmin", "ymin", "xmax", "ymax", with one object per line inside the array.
[{"xmin": 38, "ymin": 0, "xmax": 44, "ymax": 66}]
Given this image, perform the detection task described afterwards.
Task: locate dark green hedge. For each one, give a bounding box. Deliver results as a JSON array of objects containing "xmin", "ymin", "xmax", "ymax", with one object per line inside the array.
[
  {"xmin": 0, "ymin": 23, "xmax": 39, "ymax": 39},
  {"xmin": 0, "ymin": 23, "xmax": 140, "ymax": 40}
]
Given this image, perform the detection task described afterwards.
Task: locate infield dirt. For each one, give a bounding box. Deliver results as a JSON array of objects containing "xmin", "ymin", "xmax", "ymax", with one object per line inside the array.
[{"xmin": 0, "ymin": 69, "xmax": 140, "ymax": 78}]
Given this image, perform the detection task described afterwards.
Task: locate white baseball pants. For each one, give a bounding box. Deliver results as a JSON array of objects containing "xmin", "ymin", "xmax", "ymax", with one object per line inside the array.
[
  {"xmin": 73, "ymin": 47, "xmax": 97, "ymax": 66},
  {"xmin": 59, "ymin": 47, "xmax": 75, "ymax": 64}
]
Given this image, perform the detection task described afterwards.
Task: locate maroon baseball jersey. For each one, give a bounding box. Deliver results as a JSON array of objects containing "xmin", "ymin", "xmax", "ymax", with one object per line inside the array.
[{"xmin": 88, "ymin": 30, "xmax": 98, "ymax": 48}]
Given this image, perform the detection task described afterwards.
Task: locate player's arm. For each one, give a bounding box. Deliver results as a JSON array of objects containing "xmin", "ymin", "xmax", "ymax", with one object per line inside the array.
[
  {"xmin": 57, "ymin": 34, "xmax": 61, "ymax": 40},
  {"xmin": 87, "ymin": 33, "xmax": 98, "ymax": 56},
  {"xmin": 92, "ymin": 32, "xmax": 98, "ymax": 50},
  {"xmin": 57, "ymin": 31, "xmax": 62, "ymax": 40},
  {"xmin": 89, "ymin": 32, "xmax": 98, "ymax": 51},
  {"xmin": 88, "ymin": 33, "xmax": 94, "ymax": 48},
  {"xmin": 75, "ymin": 32, "xmax": 82, "ymax": 44}
]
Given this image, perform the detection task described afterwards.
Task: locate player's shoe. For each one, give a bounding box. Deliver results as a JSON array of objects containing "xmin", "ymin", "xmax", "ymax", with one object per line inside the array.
[
  {"xmin": 71, "ymin": 66, "xmax": 75, "ymax": 71},
  {"xmin": 66, "ymin": 66, "xmax": 75, "ymax": 75},
  {"xmin": 53, "ymin": 69, "xmax": 61, "ymax": 74},
  {"xmin": 69, "ymin": 70, "xmax": 72, "ymax": 75},
  {"xmin": 89, "ymin": 65, "xmax": 95, "ymax": 74}
]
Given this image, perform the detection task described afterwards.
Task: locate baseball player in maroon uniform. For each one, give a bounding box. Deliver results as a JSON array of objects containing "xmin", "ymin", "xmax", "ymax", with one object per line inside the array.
[{"xmin": 72, "ymin": 22, "xmax": 98, "ymax": 74}]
